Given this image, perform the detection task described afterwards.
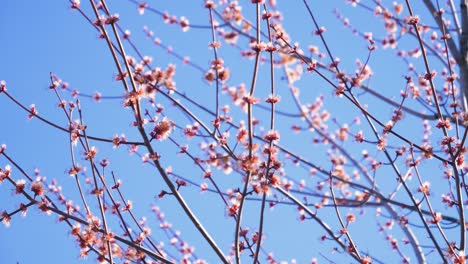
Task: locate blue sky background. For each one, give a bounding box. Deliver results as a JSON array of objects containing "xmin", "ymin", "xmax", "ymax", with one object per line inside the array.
[{"xmin": 0, "ymin": 1, "xmax": 459, "ymax": 263}]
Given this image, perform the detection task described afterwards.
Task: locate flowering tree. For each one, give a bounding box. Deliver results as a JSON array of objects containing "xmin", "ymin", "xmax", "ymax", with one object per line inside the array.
[{"xmin": 2, "ymin": 0, "xmax": 468, "ymax": 263}]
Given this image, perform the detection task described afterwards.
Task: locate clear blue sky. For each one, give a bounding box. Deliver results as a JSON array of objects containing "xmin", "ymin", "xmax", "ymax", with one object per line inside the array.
[{"xmin": 0, "ymin": 1, "xmax": 457, "ymax": 263}]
